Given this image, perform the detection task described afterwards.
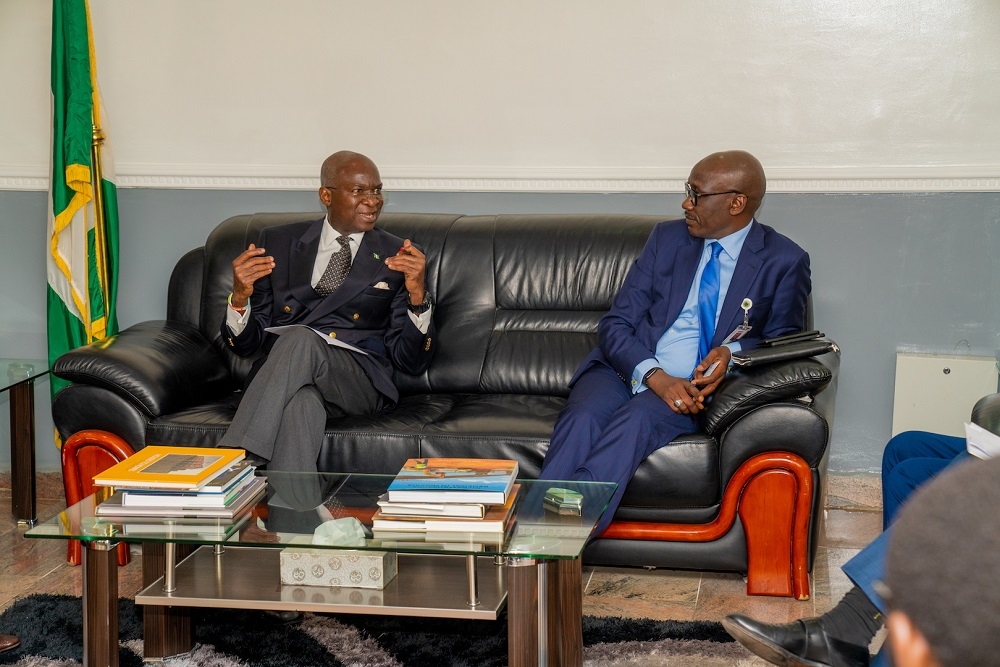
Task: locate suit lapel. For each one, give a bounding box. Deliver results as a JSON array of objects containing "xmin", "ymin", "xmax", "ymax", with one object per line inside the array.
[
  {"xmin": 663, "ymin": 235, "xmax": 701, "ymax": 331},
  {"xmin": 714, "ymin": 221, "xmax": 764, "ymax": 347},
  {"xmin": 288, "ymin": 219, "xmax": 323, "ymax": 305}
]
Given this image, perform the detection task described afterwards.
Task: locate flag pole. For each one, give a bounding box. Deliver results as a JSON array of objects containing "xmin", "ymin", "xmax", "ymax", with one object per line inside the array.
[{"xmin": 90, "ymin": 123, "xmax": 110, "ymax": 340}]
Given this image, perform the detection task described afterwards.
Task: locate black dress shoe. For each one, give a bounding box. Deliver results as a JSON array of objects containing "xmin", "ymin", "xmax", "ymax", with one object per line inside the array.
[
  {"xmin": 722, "ymin": 614, "xmax": 869, "ymax": 667},
  {"xmin": 0, "ymin": 634, "xmax": 20, "ymax": 653}
]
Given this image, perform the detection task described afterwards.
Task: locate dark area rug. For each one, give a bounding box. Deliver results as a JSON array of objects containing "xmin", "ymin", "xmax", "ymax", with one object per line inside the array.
[{"xmin": 0, "ymin": 594, "xmax": 744, "ymax": 666}]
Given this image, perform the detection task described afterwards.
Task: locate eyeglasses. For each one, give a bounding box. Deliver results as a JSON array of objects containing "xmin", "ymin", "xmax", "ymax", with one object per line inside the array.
[
  {"xmin": 323, "ymin": 186, "xmax": 384, "ymax": 200},
  {"xmin": 684, "ymin": 182, "xmax": 741, "ymax": 206}
]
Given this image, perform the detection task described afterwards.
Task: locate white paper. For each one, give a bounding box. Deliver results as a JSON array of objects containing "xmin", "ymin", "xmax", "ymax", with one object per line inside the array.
[
  {"xmin": 264, "ymin": 324, "xmax": 367, "ymax": 355},
  {"xmin": 965, "ymin": 421, "xmax": 1000, "ymax": 459}
]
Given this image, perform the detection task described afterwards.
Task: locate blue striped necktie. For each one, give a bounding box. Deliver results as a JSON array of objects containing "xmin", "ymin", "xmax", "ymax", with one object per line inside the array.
[{"xmin": 697, "ymin": 242, "xmax": 724, "ymax": 362}]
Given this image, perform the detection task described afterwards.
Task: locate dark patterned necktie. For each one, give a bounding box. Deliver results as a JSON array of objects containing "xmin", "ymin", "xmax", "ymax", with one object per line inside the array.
[{"xmin": 314, "ymin": 235, "xmax": 352, "ymax": 296}]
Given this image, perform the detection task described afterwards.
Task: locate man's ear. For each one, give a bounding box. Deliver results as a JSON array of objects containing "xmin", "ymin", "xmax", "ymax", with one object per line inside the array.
[
  {"xmin": 887, "ymin": 610, "xmax": 941, "ymax": 667},
  {"xmin": 729, "ymin": 193, "xmax": 748, "ymax": 215}
]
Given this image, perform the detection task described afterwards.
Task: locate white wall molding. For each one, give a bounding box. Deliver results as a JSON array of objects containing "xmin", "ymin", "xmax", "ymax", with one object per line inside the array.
[{"xmin": 3, "ymin": 164, "xmax": 998, "ymax": 193}]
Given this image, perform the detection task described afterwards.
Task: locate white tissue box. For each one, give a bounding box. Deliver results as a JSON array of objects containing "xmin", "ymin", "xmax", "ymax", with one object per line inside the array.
[{"xmin": 279, "ymin": 543, "xmax": 397, "ymax": 590}]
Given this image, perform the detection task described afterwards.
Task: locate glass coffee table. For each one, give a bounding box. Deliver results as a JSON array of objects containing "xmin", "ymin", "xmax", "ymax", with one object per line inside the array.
[
  {"xmin": 1, "ymin": 357, "xmax": 50, "ymax": 523},
  {"xmin": 26, "ymin": 471, "xmax": 615, "ymax": 667}
]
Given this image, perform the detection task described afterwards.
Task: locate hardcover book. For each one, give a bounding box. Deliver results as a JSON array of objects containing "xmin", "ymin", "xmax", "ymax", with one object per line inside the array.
[
  {"xmin": 376, "ymin": 494, "xmax": 486, "ymax": 519},
  {"xmin": 96, "ymin": 476, "xmax": 266, "ymax": 519},
  {"xmin": 121, "ymin": 469, "xmax": 256, "ymax": 508},
  {"xmin": 92, "ymin": 446, "xmax": 246, "ymax": 491},
  {"xmin": 373, "ymin": 484, "xmax": 520, "ymax": 533},
  {"xmin": 386, "ymin": 457, "xmax": 518, "ymax": 504}
]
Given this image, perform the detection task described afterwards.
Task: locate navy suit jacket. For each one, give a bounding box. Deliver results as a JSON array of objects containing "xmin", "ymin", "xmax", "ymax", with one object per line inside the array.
[
  {"xmin": 221, "ymin": 218, "xmax": 435, "ymax": 404},
  {"xmin": 573, "ymin": 219, "xmax": 811, "ymax": 385}
]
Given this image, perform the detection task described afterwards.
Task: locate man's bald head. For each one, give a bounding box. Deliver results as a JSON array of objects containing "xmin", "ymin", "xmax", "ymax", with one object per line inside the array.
[
  {"xmin": 682, "ymin": 150, "xmax": 766, "ymax": 239},
  {"xmin": 692, "ymin": 151, "xmax": 766, "ymax": 216},
  {"xmin": 320, "ymin": 151, "xmax": 377, "ymax": 186}
]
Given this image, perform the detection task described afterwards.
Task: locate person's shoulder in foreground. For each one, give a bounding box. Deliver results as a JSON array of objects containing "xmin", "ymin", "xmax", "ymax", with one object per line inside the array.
[{"xmin": 883, "ymin": 455, "xmax": 1000, "ymax": 667}]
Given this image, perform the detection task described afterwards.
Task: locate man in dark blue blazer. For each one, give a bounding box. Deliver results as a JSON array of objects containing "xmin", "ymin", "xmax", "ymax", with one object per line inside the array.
[
  {"xmin": 539, "ymin": 150, "xmax": 811, "ymax": 536},
  {"xmin": 217, "ymin": 151, "xmax": 435, "ymax": 474}
]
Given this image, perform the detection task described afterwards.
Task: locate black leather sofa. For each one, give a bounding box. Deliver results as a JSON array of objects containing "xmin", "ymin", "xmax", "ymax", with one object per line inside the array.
[{"xmin": 52, "ymin": 212, "xmax": 839, "ymax": 598}]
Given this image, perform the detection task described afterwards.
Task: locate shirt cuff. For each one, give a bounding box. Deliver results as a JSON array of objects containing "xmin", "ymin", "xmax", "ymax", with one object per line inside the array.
[
  {"xmin": 724, "ymin": 341, "xmax": 742, "ymax": 368},
  {"xmin": 408, "ymin": 305, "xmax": 433, "ymax": 334},
  {"xmin": 632, "ymin": 358, "xmax": 659, "ymax": 394},
  {"xmin": 226, "ymin": 299, "xmax": 251, "ymax": 335}
]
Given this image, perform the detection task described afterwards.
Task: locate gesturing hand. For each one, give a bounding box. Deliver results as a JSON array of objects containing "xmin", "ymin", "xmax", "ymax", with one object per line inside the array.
[
  {"xmin": 384, "ymin": 239, "xmax": 427, "ymax": 305},
  {"xmin": 231, "ymin": 243, "xmax": 275, "ymax": 307}
]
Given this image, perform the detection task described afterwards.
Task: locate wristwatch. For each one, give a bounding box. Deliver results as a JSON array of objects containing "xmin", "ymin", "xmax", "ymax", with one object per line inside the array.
[
  {"xmin": 407, "ymin": 293, "xmax": 433, "ymax": 315},
  {"xmin": 641, "ymin": 367, "xmax": 661, "ymax": 385}
]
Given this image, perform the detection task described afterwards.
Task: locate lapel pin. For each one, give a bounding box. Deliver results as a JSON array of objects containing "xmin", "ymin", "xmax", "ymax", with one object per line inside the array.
[{"xmin": 373, "ymin": 253, "xmax": 380, "ymax": 260}]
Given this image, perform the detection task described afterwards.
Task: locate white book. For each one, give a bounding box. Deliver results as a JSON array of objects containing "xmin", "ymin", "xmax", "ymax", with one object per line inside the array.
[
  {"xmin": 376, "ymin": 493, "xmax": 485, "ymax": 519},
  {"xmin": 965, "ymin": 421, "xmax": 1000, "ymax": 459}
]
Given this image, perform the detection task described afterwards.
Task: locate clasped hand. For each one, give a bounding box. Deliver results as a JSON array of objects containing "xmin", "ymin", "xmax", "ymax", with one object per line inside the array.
[{"xmin": 647, "ymin": 347, "xmax": 731, "ymax": 415}]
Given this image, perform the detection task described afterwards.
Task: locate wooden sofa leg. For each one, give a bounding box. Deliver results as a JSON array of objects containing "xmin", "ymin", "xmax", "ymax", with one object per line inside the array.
[
  {"xmin": 738, "ymin": 458, "xmax": 813, "ymax": 600},
  {"xmin": 62, "ymin": 430, "xmax": 136, "ymax": 567},
  {"xmin": 599, "ymin": 452, "xmax": 814, "ymax": 600}
]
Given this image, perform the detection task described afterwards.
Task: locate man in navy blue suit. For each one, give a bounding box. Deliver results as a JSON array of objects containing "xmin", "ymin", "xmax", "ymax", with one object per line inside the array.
[{"xmin": 539, "ymin": 150, "xmax": 812, "ymax": 536}]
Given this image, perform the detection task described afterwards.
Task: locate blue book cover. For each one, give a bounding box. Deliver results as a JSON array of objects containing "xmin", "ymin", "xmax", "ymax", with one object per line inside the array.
[{"xmin": 387, "ymin": 458, "xmax": 518, "ymax": 503}]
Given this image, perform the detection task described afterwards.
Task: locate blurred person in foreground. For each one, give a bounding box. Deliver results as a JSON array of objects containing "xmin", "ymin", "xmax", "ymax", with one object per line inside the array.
[{"xmin": 881, "ymin": 455, "xmax": 1000, "ymax": 666}]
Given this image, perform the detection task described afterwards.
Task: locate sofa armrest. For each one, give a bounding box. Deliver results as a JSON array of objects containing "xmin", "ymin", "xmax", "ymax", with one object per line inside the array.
[
  {"xmin": 52, "ymin": 320, "xmax": 232, "ymax": 418},
  {"xmin": 972, "ymin": 393, "xmax": 1000, "ymax": 436},
  {"xmin": 701, "ymin": 357, "xmax": 834, "ymax": 437}
]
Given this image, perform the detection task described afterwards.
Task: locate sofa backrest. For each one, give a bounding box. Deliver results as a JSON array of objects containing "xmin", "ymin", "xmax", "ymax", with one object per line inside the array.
[{"xmin": 170, "ymin": 212, "xmax": 663, "ymax": 396}]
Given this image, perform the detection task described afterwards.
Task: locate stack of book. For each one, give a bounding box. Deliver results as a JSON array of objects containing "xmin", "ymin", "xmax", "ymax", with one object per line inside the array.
[
  {"xmin": 93, "ymin": 446, "xmax": 267, "ymax": 524},
  {"xmin": 371, "ymin": 457, "xmax": 520, "ymax": 543}
]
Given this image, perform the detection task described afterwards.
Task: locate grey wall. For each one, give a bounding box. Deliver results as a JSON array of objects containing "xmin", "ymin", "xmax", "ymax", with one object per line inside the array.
[{"xmin": 3, "ymin": 188, "xmax": 999, "ymax": 472}]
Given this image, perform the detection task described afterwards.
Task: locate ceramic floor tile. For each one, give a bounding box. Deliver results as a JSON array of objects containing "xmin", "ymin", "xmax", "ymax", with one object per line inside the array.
[
  {"xmin": 826, "ymin": 473, "xmax": 882, "ymax": 511},
  {"xmin": 820, "ymin": 508, "xmax": 883, "ymax": 549},
  {"xmin": 693, "ymin": 572, "xmax": 811, "ymax": 623},
  {"xmin": 584, "ymin": 567, "xmax": 700, "ymax": 620},
  {"xmin": 810, "ymin": 546, "xmax": 862, "ymax": 615}
]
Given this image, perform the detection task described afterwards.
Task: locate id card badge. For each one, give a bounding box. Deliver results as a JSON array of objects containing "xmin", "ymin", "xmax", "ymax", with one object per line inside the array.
[
  {"xmin": 721, "ymin": 298, "xmax": 753, "ymax": 344},
  {"xmin": 722, "ymin": 324, "xmax": 752, "ymax": 344}
]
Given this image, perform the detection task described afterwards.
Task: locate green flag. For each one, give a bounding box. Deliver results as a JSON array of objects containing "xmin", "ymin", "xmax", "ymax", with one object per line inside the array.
[{"xmin": 47, "ymin": 0, "xmax": 119, "ymax": 400}]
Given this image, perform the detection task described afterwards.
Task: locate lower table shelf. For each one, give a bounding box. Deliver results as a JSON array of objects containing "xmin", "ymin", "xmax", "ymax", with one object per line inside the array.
[{"xmin": 136, "ymin": 546, "xmax": 508, "ymax": 620}]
